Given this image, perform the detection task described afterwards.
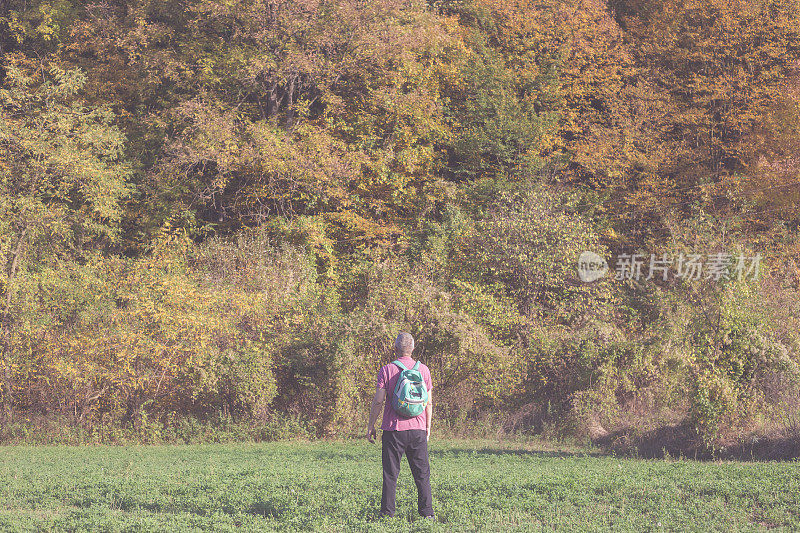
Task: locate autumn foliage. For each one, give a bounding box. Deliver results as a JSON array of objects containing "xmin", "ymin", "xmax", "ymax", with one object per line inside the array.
[{"xmin": 2, "ymin": 0, "xmax": 800, "ymax": 449}]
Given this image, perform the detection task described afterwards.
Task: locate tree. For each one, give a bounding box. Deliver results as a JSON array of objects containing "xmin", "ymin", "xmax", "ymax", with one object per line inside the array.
[
  {"xmin": 0, "ymin": 54, "xmax": 132, "ymax": 419},
  {"xmin": 618, "ymin": 0, "xmax": 800, "ymax": 224}
]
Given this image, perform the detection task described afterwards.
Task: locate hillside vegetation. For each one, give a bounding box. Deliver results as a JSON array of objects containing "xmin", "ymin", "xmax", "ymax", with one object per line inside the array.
[{"xmin": 2, "ymin": 0, "xmax": 800, "ymax": 451}]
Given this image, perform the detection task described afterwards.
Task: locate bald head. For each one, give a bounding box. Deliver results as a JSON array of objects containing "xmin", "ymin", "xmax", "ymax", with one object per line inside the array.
[{"xmin": 394, "ymin": 332, "xmax": 415, "ymax": 357}]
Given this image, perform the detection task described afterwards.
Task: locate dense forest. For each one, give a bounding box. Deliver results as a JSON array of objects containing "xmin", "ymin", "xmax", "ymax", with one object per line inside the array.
[{"xmin": 2, "ymin": 0, "xmax": 800, "ymax": 450}]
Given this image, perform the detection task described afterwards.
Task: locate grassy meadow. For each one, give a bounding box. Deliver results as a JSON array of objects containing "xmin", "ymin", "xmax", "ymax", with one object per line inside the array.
[{"xmin": 0, "ymin": 439, "xmax": 798, "ymax": 532}]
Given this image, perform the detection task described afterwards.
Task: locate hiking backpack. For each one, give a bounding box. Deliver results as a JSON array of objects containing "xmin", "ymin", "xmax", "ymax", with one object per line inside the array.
[{"xmin": 390, "ymin": 360, "xmax": 429, "ymax": 418}]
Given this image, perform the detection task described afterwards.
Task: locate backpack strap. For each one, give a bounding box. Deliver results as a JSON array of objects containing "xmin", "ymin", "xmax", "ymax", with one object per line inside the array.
[
  {"xmin": 392, "ymin": 360, "xmax": 408, "ymax": 372},
  {"xmin": 412, "ymin": 361, "xmax": 420, "ymax": 371}
]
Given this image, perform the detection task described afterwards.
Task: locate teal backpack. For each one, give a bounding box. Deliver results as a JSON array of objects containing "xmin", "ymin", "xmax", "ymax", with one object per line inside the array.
[{"xmin": 391, "ymin": 360, "xmax": 429, "ymax": 418}]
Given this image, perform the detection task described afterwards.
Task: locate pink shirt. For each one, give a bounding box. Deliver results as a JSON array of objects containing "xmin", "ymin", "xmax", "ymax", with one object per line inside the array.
[{"xmin": 376, "ymin": 356, "xmax": 433, "ymax": 431}]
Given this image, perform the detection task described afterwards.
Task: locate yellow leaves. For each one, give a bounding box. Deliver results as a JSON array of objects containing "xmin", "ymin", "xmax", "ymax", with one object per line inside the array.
[
  {"xmin": 198, "ymin": 56, "xmax": 216, "ymax": 79},
  {"xmin": 324, "ymin": 210, "xmax": 400, "ymax": 246},
  {"xmin": 35, "ymin": 3, "xmax": 59, "ymax": 42}
]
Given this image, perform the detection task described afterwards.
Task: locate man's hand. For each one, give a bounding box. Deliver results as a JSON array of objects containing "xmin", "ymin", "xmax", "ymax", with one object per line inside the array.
[
  {"xmin": 424, "ymin": 390, "xmax": 433, "ymax": 442},
  {"xmin": 367, "ymin": 388, "xmax": 385, "ymax": 443}
]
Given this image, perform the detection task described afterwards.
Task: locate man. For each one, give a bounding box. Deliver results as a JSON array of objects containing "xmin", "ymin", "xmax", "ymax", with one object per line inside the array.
[{"xmin": 367, "ymin": 332, "xmax": 434, "ymax": 519}]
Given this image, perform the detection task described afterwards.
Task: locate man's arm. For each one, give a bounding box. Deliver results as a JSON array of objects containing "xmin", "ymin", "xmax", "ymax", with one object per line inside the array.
[
  {"xmin": 367, "ymin": 387, "xmax": 386, "ymax": 443},
  {"xmin": 425, "ymin": 390, "xmax": 433, "ymax": 441}
]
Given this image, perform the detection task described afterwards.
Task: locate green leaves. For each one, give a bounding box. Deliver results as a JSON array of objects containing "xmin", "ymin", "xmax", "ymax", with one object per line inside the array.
[{"xmin": 0, "ymin": 57, "xmax": 133, "ymax": 244}]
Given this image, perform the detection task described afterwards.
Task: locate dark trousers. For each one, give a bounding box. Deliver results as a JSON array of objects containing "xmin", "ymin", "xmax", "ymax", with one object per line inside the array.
[{"xmin": 380, "ymin": 429, "xmax": 433, "ymax": 517}]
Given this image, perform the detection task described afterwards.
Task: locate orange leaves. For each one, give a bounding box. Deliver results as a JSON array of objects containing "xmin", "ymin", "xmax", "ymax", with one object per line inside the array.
[{"xmin": 629, "ymin": 0, "xmax": 800, "ymax": 151}]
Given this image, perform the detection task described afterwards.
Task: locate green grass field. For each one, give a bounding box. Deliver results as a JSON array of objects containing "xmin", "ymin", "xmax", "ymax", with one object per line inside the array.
[{"xmin": 0, "ymin": 439, "xmax": 798, "ymax": 532}]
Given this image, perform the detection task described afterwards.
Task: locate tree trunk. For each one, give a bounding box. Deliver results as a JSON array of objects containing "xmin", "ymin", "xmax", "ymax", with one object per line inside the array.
[
  {"xmin": 0, "ymin": 227, "xmax": 28, "ymax": 423},
  {"xmin": 286, "ymin": 74, "xmax": 296, "ymax": 129},
  {"xmin": 267, "ymin": 80, "xmax": 279, "ymax": 118}
]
